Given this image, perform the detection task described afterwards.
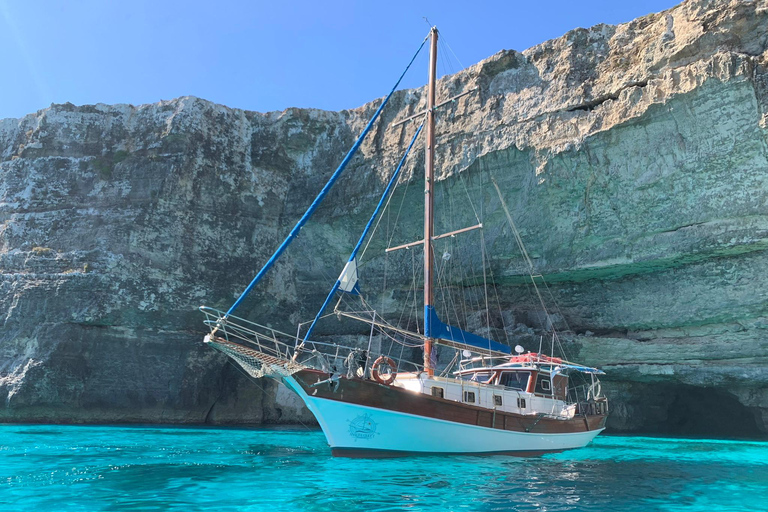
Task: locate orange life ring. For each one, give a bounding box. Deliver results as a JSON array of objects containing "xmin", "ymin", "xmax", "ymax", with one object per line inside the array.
[{"xmin": 371, "ymin": 356, "xmax": 397, "ymax": 385}]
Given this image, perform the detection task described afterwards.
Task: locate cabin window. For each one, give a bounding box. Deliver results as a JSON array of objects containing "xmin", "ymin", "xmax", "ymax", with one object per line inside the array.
[
  {"xmin": 517, "ymin": 398, "xmax": 526, "ymax": 408},
  {"xmin": 431, "ymin": 387, "xmax": 444, "ymax": 398},
  {"xmin": 493, "ymin": 395, "xmax": 503, "ymax": 406},
  {"xmin": 463, "ymin": 391, "xmax": 476, "ymax": 403},
  {"xmin": 461, "ymin": 371, "xmax": 494, "ymax": 384},
  {"xmin": 534, "ymin": 373, "xmax": 554, "ymax": 395},
  {"xmin": 499, "ymin": 371, "xmax": 530, "ymax": 390},
  {"xmin": 552, "ymin": 375, "xmax": 569, "ymax": 400}
]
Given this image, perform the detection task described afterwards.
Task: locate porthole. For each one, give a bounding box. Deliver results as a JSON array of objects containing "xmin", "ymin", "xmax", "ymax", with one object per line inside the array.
[
  {"xmin": 493, "ymin": 395, "xmax": 503, "ymax": 406},
  {"xmin": 431, "ymin": 387, "xmax": 444, "ymax": 398},
  {"xmin": 517, "ymin": 398, "xmax": 526, "ymax": 408},
  {"xmin": 463, "ymin": 391, "xmax": 476, "ymax": 403}
]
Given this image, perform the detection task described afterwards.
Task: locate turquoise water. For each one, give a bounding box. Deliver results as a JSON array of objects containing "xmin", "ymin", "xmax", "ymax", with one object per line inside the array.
[{"xmin": 0, "ymin": 425, "xmax": 766, "ymax": 511}]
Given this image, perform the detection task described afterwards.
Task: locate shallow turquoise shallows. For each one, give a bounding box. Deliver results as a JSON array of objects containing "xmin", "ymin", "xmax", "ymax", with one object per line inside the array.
[{"xmin": 1, "ymin": 425, "xmax": 766, "ymax": 511}]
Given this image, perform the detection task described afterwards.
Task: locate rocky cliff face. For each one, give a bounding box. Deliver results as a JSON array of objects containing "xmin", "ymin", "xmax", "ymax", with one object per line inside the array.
[{"xmin": 1, "ymin": 0, "xmax": 767, "ymax": 436}]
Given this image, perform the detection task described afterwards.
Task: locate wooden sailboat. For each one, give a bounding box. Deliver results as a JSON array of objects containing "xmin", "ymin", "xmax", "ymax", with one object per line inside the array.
[{"xmin": 201, "ymin": 27, "xmax": 608, "ymax": 457}]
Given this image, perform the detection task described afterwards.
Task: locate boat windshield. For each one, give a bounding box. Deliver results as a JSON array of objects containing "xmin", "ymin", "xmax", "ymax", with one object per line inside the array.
[
  {"xmin": 460, "ymin": 371, "xmax": 494, "ymax": 383},
  {"xmin": 499, "ymin": 371, "xmax": 531, "ymax": 390}
]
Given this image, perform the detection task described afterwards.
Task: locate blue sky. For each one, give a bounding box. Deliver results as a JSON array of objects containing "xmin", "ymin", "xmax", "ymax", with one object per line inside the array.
[{"xmin": 0, "ymin": 0, "xmax": 680, "ymax": 120}]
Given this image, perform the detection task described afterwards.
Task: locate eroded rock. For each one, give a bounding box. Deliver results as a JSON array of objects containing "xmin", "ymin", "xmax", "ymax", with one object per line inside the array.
[{"xmin": 1, "ymin": 0, "xmax": 767, "ymax": 435}]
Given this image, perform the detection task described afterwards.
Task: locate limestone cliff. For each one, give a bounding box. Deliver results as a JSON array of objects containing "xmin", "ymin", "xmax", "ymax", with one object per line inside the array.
[{"xmin": 1, "ymin": 0, "xmax": 767, "ymax": 436}]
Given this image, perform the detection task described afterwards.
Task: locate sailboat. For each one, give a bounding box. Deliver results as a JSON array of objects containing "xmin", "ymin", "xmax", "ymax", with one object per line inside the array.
[{"xmin": 200, "ymin": 27, "xmax": 608, "ymax": 457}]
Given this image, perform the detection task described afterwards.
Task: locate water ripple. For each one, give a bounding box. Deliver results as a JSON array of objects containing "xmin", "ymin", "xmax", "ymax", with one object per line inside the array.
[{"xmin": 0, "ymin": 425, "xmax": 765, "ymax": 511}]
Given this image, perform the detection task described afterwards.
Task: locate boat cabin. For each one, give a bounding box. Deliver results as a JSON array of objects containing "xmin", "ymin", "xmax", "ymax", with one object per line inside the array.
[{"xmin": 457, "ymin": 366, "xmax": 569, "ymax": 401}]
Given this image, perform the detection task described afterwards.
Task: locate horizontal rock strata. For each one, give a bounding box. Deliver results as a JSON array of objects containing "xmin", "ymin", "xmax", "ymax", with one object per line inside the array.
[{"xmin": 1, "ymin": 0, "xmax": 767, "ymax": 436}]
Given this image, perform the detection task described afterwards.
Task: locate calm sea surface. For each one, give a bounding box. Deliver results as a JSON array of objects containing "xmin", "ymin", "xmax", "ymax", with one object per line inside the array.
[{"xmin": 0, "ymin": 425, "xmax": 766, "ymax": 511}]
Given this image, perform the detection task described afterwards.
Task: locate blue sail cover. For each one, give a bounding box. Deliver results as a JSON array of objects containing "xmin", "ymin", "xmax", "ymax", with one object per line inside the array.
[{"xmin": 425, "ymin": 306, "xmax": 511, "ymax": 355}]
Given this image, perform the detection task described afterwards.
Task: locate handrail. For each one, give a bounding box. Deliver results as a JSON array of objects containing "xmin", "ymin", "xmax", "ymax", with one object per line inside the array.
[{"xmin": 200, "ymin": 305, "xmax": 423, "ymax": 375}]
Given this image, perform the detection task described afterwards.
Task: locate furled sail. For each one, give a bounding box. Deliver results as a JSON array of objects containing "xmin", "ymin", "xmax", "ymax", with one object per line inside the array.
[{"xmin": 425, "ymin": 306, "xmax": 511, "ymax": 356}]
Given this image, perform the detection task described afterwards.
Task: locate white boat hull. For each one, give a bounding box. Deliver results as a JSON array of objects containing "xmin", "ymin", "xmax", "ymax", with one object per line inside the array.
[{"xmin": 284, "ymin": 375, "xmax": 603, "ymax": 456}]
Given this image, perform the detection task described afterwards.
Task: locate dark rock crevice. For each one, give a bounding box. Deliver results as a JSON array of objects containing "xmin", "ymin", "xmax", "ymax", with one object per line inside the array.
[
  {"xmin": 607, "ymin": 381, "xmax": 762, "ymax": 439},
  {"xmin": 567, "ymin": 80, "xmax": 649, "ymax": 112}
]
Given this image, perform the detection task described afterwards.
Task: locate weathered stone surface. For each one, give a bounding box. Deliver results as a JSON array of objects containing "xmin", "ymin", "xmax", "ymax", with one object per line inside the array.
[{"xmin": 1, "ymin": 0, "xmax": 767, "ymax": 436}]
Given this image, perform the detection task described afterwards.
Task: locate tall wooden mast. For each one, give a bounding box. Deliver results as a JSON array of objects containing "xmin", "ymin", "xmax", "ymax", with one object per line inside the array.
[{"xmin": 423, "ymin": 26, "xmax": 438, "ymax": 376}]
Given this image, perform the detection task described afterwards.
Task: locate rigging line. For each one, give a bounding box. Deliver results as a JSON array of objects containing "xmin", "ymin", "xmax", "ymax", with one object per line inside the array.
[
  {"xmin": 375, "ymin": 323, "xmax": 425, "ymax": 348},
  {"xmin": 475, "ymin": 169, "xmax": 493, "ymax": 335},
  {"xmin": 454, "ymin": 238, "xmax": 471, "ymax": 331},
  {"xmin": 480, "ymin": 189, "xmax": 511, "ymax": 347},
  {"xmin": 415, "ymin": 248, "xmax": 426, "ymax": 335},
  {"xmin": 491, "ymin": 177, "xmax": 534, "ymax": 272},
  {"xmin": 541, "ymin": 278, "xmax": 575, "ymax": 334},
  {"xmin": 540, "ymin": 280, "xmax": 574, "ymax": 361},
  {"xmin": 457, "ymin": 169, "xmax": 481, "ymax": 225},
  {"xmin": 302, "ymin": 124, "xmax": 424, "ymax": 343},
  {"xmin": 225, "ymin": 33, "xmax": 430, "ymax": 318},
  {"xmin": 395, "ymin": 249, "xmax": 415, "ymax": 332},
  {"xmin": 441, "ymin": 34, "xmax": 466, "ymax": 71},
  {"xmin": 438, "ymin": 38, "xmax": 456, "ymax": 77},
  {"xmin": 440, "ymin": 38, "xmax": 456, "ymax": 78},
  {"xmin": 392, "ymin": 248, "xmax": 419, "ymax": 336},
  {"xmin": 458, "ymin": 256, "xmax": 473, "ymax": 332},
  {"xmin": 449, "ymin": 275, "xmax": 468, "ymax": 336},
  {"xmin": 440, "ymin": 231, "xmax": 454, "ymax": 321},
  {"xmin": 485, "ymin": 250, "xmax": 511, "ymax": 345},
  {"xmin": 491, "ymin": 177, "xmax": 571, "ymax": 358},
  {"xmin": 443, "ymin": 234, "xmax": 466, "ymax": 330},
  {"xmin": 380, "ymin": 250, "xmax": 389, "ymax": 317},
  {"xmin": 360, "ymin": 117, "xmax": 426, "ymax": 263},
  {"xmin": 397, "ymin": 339, "xmax": 407, "ymax": 370},
  {"xmin": 434, "ymin": 243, "xmax": 452, "ymax": 330},
  {"xmin": 441, "ymin": 239, "xmax": 465, "ymax": 335},
  {"xmin": 411, "ymin": 248, "xmax": 423, "ymax": 334},
  {"xmin": 529, "ymin": 277, "xmax": 558, "ymax": 345},
  {"xmin": 480, "ymin": 227, "xmax": 492, "ymax": 335},
  {"xmin": 437, "ymin": 249, "xmax": 454, "ymax": 329},
  {"xmin": 296, "ymin": 311, "xmax": 339, "ymax": 334},
  {"xmin": 464, "ymin": 249, "xmax": 484, "ymax": 325},
  {"xmin": 384, "ymin": 162, "xmax": 415, "ymax": 250},
  {"xmin": 437, "ymin": 37, "xmax": 450, "ymax": 78},
  {"xmin": 445, "ymin": 173, "xmax": 473, "ymax": 332},
  {"xmin": 356, "ymin": 296, "xmax": 426, "ymax": 347},
  {"xmin": 444, "ymin": 182, "xmax": 463, "ymax": 328}
]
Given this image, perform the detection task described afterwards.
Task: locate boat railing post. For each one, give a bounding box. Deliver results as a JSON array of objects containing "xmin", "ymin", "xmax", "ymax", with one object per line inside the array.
[
  {"xmin": 253, "ymin": 331, "xmax": 262, "ymax": 353},
  {"xmin": 267, "ymin": 327, "xmax": 276, "ymax": 355},
  {"xmin": 334, "ymin": 344, "xmax": 341, "ymax": 373},
  {"xmin": 364, "ymin": 311, "xmax": 376, "ymax": 378}
]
